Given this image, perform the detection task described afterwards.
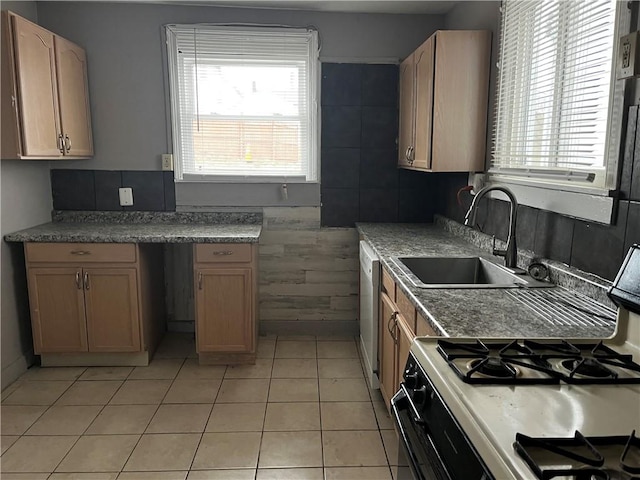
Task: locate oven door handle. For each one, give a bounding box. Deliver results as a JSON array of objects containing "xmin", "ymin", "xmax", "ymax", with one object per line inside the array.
[
  {"xmin": 391, "ymin": 389, "xmax": 428, "ymax": 480},
  {"xmin": 400, "ymin": 384, "xmax": 427, "ymax": 427}
]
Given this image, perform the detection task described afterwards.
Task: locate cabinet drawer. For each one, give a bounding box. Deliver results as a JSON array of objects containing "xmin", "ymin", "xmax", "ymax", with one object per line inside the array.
[
  {"xmin": 381, "ymin": 268, "xmax": 395, "ymax": 301},
  {"xmin": 416, "ymin": 312, "xmax": 438, "ymax": 336},
  {"xmin": 195, "ymin": 243, "xmax": 252, "ymax": 263},
  {"xmin": 26, "ymin": 243, "xmax": 136, "ymax": 263},
  {"xmin": 396, "ymin": 289, "xmax": 416, "ymax": 335}
]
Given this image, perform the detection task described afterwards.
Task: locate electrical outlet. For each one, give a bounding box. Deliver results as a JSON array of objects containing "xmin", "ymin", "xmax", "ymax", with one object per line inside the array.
[
  {"xmin": 161, "ymin": 154, "xmax": 174, "ymax": 171},
  {"xmin": 618, "ymin": 31, "xmax": 640, "ymax": 79},
  {"xmin": 119, "ymin": 187, "xmax": 134, "ymax": 206}
]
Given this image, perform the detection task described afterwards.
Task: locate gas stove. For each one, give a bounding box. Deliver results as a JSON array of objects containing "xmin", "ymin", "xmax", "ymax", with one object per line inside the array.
[
  {"xmin": 401, "ymin": 307, "xmax": 640, "ymax": 480},
  {"xmin": 437, "ymin": 338, "xmax": 640, "ymax": 385},
  {"xmin": 391, "ymin": 246, "xmax": 640, "ymax": 480}
]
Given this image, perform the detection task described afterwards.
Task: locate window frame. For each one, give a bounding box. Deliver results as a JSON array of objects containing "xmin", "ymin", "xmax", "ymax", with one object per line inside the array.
[
  {"xmin": 165, "ymin": 24, "xmax": 320, "ymax": 184},
  {"xmin": 486, "ymin": 0, "xmax": 631, "ymax": 223}
]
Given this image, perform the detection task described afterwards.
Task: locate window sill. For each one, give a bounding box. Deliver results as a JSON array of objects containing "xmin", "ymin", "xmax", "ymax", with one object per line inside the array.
[{"xmin": 480, "ymin": 176, "xmax": 614, "ymax": 224}]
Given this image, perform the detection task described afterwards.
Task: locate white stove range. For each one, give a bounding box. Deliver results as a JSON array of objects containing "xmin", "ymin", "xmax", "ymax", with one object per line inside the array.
[
  {"xmin": 391, "ymin": 246, "xmax": 640, "ymax": 480},
  {"xmin": 408, "ymin": 309, "xmax": 640, "ymax": 479}
]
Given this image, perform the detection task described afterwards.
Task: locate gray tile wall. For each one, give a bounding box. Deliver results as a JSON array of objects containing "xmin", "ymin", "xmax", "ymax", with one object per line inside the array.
[{"xmin": 437, "ymin": 106, "xmax": 640, "ymax": 281}]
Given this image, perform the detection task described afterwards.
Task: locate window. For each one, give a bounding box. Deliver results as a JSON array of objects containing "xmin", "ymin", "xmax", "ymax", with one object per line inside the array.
[
  {"xmin": 491, "ymin": 0, "xmax": 623, "ymax": 194},
  {"xmin": 166, "ymin": 25, "xmax": 319, "ymax": 182}
]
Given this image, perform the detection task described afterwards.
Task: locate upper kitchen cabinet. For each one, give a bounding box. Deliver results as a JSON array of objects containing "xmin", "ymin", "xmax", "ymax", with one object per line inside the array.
[
  {"xmin": 398, "ymin": 30, "xmax": 491, "ymax": 172},
  {"xmin": 1, "ymin": 11, "xmax": 93, "ymax": 160}
]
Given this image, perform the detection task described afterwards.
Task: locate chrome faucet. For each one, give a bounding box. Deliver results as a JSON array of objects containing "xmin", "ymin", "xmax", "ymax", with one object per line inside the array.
[{"xmin": 464, "ymin": 185, "xmax": 519, "ymax": 270}]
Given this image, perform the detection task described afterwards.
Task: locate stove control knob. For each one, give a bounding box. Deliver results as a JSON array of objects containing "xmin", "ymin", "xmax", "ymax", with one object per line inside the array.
[
  {"xmin": 404, "ymin": 372, "xmax": 419, "ymax": 389},
  {"xmin": 412, "ymin": 385, "xmax": 428, "ymax": 407}
]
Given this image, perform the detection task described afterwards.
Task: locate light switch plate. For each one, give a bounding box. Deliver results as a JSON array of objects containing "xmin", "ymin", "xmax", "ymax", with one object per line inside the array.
[{"xmin": 119, "ymin": 187, "xmax": 134, "ymax": 206}]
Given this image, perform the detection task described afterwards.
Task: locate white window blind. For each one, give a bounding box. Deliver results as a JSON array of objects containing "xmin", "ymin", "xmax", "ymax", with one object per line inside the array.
[
  {"xmin": 166, "ymin": 25, "xmax": 319, "ymax": 182},
  {"xmin": 491, "ymin": 0, "xmax": 617, "ymax": 190}
]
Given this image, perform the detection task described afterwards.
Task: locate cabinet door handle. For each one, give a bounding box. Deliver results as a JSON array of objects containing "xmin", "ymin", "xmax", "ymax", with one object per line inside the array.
[
  {"xmin": 387, "ymin": 311, "xmax": 398, "ymax": 343},
  {"xmin": 212, "ymin": 251, "xmax": 233, "ymax": 256},
  {"xmin": 58, "ymin": 134, "xmax": 65, "ymax": 153},
  {"xmin": 198, "ymin": 272, "xmax": 203, "ymax": 290},
  {"xmin": 408, "ymin": 146, "xmax": 414, "ymax": 164},
  {"xmin": 70, "ymin": 250, "xmax": 91, "ymax": 256},
  {"xmin": 404, "ymin": 146, "xmax": 411, "ymax": 161},
  {"xmin": 64, "ymin": 135, "xmax": 71, "ymax": 153},
  {"xmin": 75, "ymin": 272, "xmax": 82, "ymax": 289},
  {"xmin": 83, "ymin": 272, "xmax": 89, "ymax": 290}
]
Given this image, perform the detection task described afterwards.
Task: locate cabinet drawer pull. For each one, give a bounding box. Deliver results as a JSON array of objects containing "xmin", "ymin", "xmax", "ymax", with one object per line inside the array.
[
  {"xmin": 212, "ymin": 251, "xmax": 234, "ymax": 256},
  {"xmin": 64, "ymin": 134, "xmax": 71, "ymax": 153},
  {"xmin": 58, "ymin": 134, "xmax": 65, "ymax": 153},
  {"xmin": 75, "ymin": 272, "xmax": 82, "ymax": 289},
  {"xmin": 83, "ymin": 272, "xmax": 89, "ymax": 290},
  {"xmin": 198, "ymin": 272, "xmax": 203, "ymax": 290},
  {"xmin": 70, "ymin": 250, "xmax": 91, "ymax": 255}
]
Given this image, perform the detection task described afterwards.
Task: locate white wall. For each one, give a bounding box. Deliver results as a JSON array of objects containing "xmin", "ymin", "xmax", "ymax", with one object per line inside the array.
[{"xmin": 1, "ymin": 2, "xmax": 54, "ymax": 388}]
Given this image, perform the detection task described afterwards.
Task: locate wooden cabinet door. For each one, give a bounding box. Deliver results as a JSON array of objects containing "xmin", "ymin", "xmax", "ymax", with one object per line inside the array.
[
  {"xmin": 11, "ymin": 15, "xmax": 61, "ymax": 157},
  {"xmin": 84, "ymin": 268, "xmax": 141, "ymax": 352},
  {"xmin": 398, "ymin": 53, "xmax": 415, "ymax": 168},
  {"xmin": 54, "ymin": 36, "xmax": 93, "ymax": 157},
  {"xmin": 379, "ymin": 291, "xmax": 398, "ymax": 406},
  {"xmin": 27, "ymin": 268, "xmax": 87, "ymax": 353},
  {"xmin": 396, "ymin": 315, "xmax": 414, "ymax": 392},
  {"xmin": 196, "ymin": 268, "xmax": 253, "ymax": 353},
  {"xmin": 413, "ymin": 35, "xmax": 435, "ymax": 170}
]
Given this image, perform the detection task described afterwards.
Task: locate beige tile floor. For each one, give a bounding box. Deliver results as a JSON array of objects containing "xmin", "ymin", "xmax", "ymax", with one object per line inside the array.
[{"xmin": 1, "ymin": 334, "xmax": 402, "ymax": 480}]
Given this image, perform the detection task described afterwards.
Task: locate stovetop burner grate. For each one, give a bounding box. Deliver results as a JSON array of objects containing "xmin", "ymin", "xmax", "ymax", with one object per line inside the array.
[
  {"xmin": 437, "ymin": 339, "xmax": 640, "ymax": 385},
  {"xmin": 514, "ymin": 430, "xmax": 640, "ymax": 479}
]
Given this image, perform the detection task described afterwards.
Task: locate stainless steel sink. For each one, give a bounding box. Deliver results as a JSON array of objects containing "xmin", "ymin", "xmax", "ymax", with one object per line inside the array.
[{"xmin": 391, "ymin": 256, "xmax": 552, "ymax": 289}]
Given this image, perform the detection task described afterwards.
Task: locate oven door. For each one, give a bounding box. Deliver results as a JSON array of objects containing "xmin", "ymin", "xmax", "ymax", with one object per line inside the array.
[{"xmin": 391, "ymin": 387, "xmax": 451, "ymax": 480}]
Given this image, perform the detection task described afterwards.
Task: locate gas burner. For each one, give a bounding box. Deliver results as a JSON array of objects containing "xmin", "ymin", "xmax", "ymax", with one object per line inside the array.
[
  {"xmin": 514, "ymin": 430, "xmax": 640, "ymax": 480},
  {"xmin": 437, "ymin": 339, "xmax": 640, "ymax": 385},
  {"xmin": 467, "ymin": 357, "xmax": 520, "ymax": 378},
  {"xmin": 561, "ymin": 358, "xmax": 618, "ymax": 379}
]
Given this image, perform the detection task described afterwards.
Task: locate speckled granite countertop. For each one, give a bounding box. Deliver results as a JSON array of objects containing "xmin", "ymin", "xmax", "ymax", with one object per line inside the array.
[
  {"xmin": 357, "ymin": 222, "xmax": 617, "ymax": 339},
  {"xmin": 4, "ymin": 211, "xmax": 262, "ymax": 244}
]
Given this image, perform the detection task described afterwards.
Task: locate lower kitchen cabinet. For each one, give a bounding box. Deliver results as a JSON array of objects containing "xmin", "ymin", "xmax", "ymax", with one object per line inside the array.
[
  {"xmin": 24, "ymin": 242, "xmax": 164, "ymax": 365},
  {"xmin": 27, "ymin": 267, "xmax": 88, "ymax": 353},
  {"xmin": 379, "ymin": 266, "xmax": 437, "ymax": 409},
  {"xmin": 83, "ymin": 268, "xmax": 140, "ymax": 352},
  {"xmin": 193, "ymin": 243, "xmax": 258, "ymax": 364}
]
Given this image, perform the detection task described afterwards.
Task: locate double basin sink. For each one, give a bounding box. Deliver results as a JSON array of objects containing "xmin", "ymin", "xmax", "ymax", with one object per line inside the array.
[{"xmin": 391, "ymin": 256, "xmax": 552, "ymax": 289}]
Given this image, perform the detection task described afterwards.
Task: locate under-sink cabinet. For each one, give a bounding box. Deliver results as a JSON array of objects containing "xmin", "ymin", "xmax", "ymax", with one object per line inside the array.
[
  {"xmin": 194, "ymin": 243, "xmax": 258, "ymax": 365},
  {"xmin": 398, "ymin": 30, "xmax": 491, "ymax": 172},
  {"xmin": 379, "ymin": 267, "xmax": 436, "ymax": 408},
  {"xmin": 24, "ymin": 243, "xmax": 164, "ymax": 366},
  {"xmin": 1, "ymin": 11, "xmax": 93, "ymax": 160}
]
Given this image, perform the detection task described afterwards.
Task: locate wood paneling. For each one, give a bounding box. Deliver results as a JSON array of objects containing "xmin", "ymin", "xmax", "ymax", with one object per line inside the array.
[
  {"xmin": 55, "ymin": 35, "xmax": 92, "ymax": 157},
  {"xmin": 11, "ymin": 14, "xmax": 60, "ymax": 157},
  {"xmin": 416, "ymin": 312, "xmax": 438, "ymax": 336},
  {"xmin": 413, "ymin": 35, "xmax": 435, "ymax": 170},
  {"xmin": 398, "ymin": 53, "xmax": 415, "ymax": 168},
  {"xmin": 396, "ymin": 314, "xmax": 413, "ymax": 391},
  {"xmin": 195, "ymin": 243, "xmax": 252, "ymax": 263},
  {"xmin": 84, "ymin": 268, "xmax": 140, "ymax": 352},
  {"xmin": 28, "ymin": 267, "xmax": 87, "ymax": 353},
  {"xmin": 381, "ymin": 267, "xmax": 395, "ymax": 302},
  {"xmin": 396, "ymin": 288, "xmax": 416, "ymax": 335},
  {"xmin": 432, "ymin": 30, "xmax": 491, "ymax": 172},
  {"xmin": 379, "ymin": 291, "xmax": 397, "ymax": 407},
  {"xmin": 196, "ymin": 267, "xmax": 253, "ymax": 353},
  {"xmin": 26, "ymin": 243, "xmax": 136, "ymax": 263}
]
